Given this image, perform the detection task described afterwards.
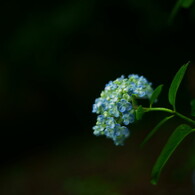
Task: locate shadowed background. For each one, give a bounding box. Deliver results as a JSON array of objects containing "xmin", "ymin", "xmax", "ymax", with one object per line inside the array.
[{"xmin": 0, "ymin": 0, "xmax": 195, "ymax": 194}]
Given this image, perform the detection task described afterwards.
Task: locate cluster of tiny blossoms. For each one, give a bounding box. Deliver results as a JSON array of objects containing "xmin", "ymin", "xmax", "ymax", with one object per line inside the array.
[{"xmin": 92, "ymin": 74, "xmax": 153, "ymax": 145}]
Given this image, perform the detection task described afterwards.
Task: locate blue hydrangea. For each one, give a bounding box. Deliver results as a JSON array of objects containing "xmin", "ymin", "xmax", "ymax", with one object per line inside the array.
[{"xmin": 92, "ymin": 74, "xmax": 153, "ymax": 145}]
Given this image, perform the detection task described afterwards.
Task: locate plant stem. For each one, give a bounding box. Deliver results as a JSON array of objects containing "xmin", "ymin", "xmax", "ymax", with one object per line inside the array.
[
  {"xmin": 144, "ymin": 107, "xmax": 174, "ymax": 114},
  {"xmin": 175, "ymin": 112, "xmax": 195, "ymax": 125},
  {"xmin": 144, "ymin": 107, "xmax": 195, "ymax": 126}
]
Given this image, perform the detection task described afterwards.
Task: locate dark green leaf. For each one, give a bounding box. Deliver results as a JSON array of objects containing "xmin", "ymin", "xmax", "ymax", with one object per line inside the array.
[
  {"xmin": 141, "ymin": 115, "xmax": 174, "ymax": 147},
  {"xmin": 168, "ymin": 62, "xmax": 190, "ymax": 110},
  {"xmin": 136, "ymin": 105, "xmax": 144, "ymax": 120},
  {"xmin": 150, "ymin": 84, "xmax": 163, "ymax": 107},
  {"xmin": 191, "ymin": 99, "xmax": 195, "ymax": 117},
  {"xmin": 151, "ymin": 124, "xmax": 193, "ymax": 185},
  {"xmin": 181, "ymin": 0, "xmax": 194, "ymax": 8}
]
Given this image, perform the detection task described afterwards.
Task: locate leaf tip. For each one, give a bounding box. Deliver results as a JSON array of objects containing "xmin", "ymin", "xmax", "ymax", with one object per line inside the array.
[
  {"xmin": 150, "ymin": 179, "xmax": 158, "ymax": 185},
  {"xmin": 184, "ymin": 61, "xmax": 190, "ymax": 68},
  {"xmin": 151, "ymin": 172, "xmax": 159, "ymax": 185}
]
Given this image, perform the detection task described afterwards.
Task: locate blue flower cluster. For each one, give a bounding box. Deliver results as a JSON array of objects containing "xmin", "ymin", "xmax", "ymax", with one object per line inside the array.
[{"xmin": 92, "ymin": 74, "xmax": 153, "ymax": 145}]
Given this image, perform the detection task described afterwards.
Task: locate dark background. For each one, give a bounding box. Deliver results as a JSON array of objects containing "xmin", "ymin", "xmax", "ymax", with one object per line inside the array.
[{"xmin": 0, "ymin": 0, "xmax": 195, "ymax": 194}]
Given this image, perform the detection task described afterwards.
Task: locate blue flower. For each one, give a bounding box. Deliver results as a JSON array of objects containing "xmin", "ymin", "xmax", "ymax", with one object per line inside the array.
[
  {"xmin": 122, "ymin": 112, "xmax": 135, "ymax": 125},
  {"xmin": 105, "ymin": 81, "xmax": 118, "ymax": 91},
  {"xmin": 103, "ymin": 124, "xmax": 130, "ymax": 145},
  {"xmin": 117, "ymin": 99, "xmax": 132, "ymax": 113},
  {"xmin": 92, "ymin": 98, "xmax": 109, "ymax": 114},
  {"xmin": 92, "ymin": 74, "xmax": 153, "ymax": 145},
  {"xmin": 108, "ymin": 103, "xmax": 120, "ymax": 117},
  {"xmin": 112, "ymin": 124, "xmax": 130, "ymax": 145},
  {"xmin": 128, "ymin": 74, "xmax": 153, "ymax": 98}
]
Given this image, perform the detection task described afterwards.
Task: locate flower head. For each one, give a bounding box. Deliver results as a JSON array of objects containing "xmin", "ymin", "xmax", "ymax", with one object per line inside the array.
[{"xmin": 92, "ymin": 74, "xmax": 153, "ymax": 145}]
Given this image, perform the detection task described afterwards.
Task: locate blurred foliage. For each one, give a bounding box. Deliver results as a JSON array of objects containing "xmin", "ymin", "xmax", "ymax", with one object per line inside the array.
[
  {"xmin": 0, "ymin": 1, "xmax": 195, "ymax": 193},
  {"xmin": 63, "ymin": 176, "xmax": 121, "ymax": 195},
  {"xmin": 0, "ymin": 0, "xmax": 195, "ymax": 161},
  {"xmin": 7, "ymin": 1, "xmax": 96, "ymax": 61}
]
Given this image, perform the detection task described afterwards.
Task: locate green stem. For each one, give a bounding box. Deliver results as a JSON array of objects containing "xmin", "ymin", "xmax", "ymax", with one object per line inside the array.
[
  {"xmin": 144, "ymin": 107, "xmax": 174, "ymax": 114},
  {"xmin": 175, "ymin": 112, "xmax": 195, "ymax": 125},
  {"xmin": 144, "ymin": 107, "xmax": 195, "ymax": 126}
]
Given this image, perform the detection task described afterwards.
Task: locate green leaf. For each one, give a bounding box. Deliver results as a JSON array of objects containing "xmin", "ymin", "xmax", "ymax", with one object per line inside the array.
[
  {"xmin": 136, "ymin": 105, "xmax": 144, "ymax": 120},
  {"xmin": 181, "ymin": 0, "xmax": 194, "ymax": 8},
  {"xmin": 151, "ymin": 124, "xmax": 193, "ymax": 185},
  {"xmin": 150, "ymin": 84, "xmax": 163, "ymax": 107},
  {"xmin": 141, "ymin": 115, "xmax": 174, "ymax": 147},
  {"xmin": 168, "ymin": 62, "xmax": 190, "ymax": 110},
  {"xmin": 190, "ymin": 99, "xmax": 195, "ymax": 117}
]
